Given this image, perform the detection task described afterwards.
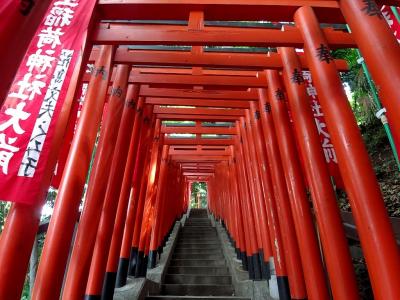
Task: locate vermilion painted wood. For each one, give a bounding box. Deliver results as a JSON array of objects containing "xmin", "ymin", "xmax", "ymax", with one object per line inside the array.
[
  {"xmin": 233, "ymin": 133, "xmax": 260, "ymax": 262},
  {"xmin": 93, "ymin": 23, "xmax": 355, "ymax": 48},
  {"xmin": 89, "ymin": 48, "xmax": 349, "ymax": 71},
  {"xmin": 141, "ymin": 86, "xmax": 258, "ymax": 100},
  {"xmin": 32, "ymin": 45, "xmax": 115, "ymax": 300},
  {"xmin": 97, "ymin": 0, "xmax": 345, "ymax": 23},
  {"xmin": 135, "ymin": 68, "xmax": 257, "ymax": 76},
  {"xmin": 181, "ymin": 164, "xmax": 215, "ymax": 167},
  {"xmin": 172, "ymin": 145, "xmax": 227, "ymax": 150},
  {"xmin": 258, "ymin": 89, "xmax": 306, "ymax": 298},
  {"xmin": 266, "ymin": 70, "xmax": 329, "ymax": 299},
  {"xmin": 95, "ymin": 68, "xmax": 261, "ymax": 82},
  {"xmin": 181, "ymin": 166, "xmax": 215, "ymax": 170},
  {"xmin": 161, "ymin": 126, "xmax": 236, "ymax": 135},
  {"xmin": 149, "ymin": 145, "xmax": 170, "ymax": 252},
  {"xmin": 182, "ymin": 172, "xmax": 214, "ymax": 176},
  {"xmin": 135, "ymin": 120, "xmax": 161, "ymax": 268},
  {"xmin": 157, "ymin": 114, "xmax": 240, "ymax": 121},
  {"xmin": 171, "ymin": 155, "xmax": 231, "ymax": 161},
  {"xmin": 0, "ymin": 46, "xmax": 90, "ymax": 300},
  {"xmin": 164, "ymin": 138, "xmax": 235, "ymax": 145},
  {"xmin": 186, "ymin": 176, "xmax": 210, "ymax": 181},
  {"xmin": 154, "ymin": 106, "xmax": 245, "ymax": 116},
  {"xmin": 296, "ymin": 6, "xmax": 400, "ymax": 299},
  {"xmin": 182, "ymin": 170, "xmax": 215, "ymax": 175},
  {"xmin": 84, "ymin": 84, "xmax": 141, "ymax": 297},
  {"xmin": 61, "ymin": 69, "xmax": 133, "ymax": 300},
  {"xmin": 247, "ymin": 107, "xmax": 287, "ymax": 278},
  {"xmin": 83, "ymin": 72, "xmax": 268, "ymax": 87},
  {"xmin": 137, "ymin": 120, "xmax": 162, "ymax": 266},
  {"xmin": 145, "ymin": 98, "xmax": 251, "ymax": 108},
  {"xmin": 280, "ymin": 46, "xmax": 359, "ymax": 300},
  {"xmin": 170, "ymin": 150, "xmax": 230, "ymax": 156},
  {"xmin": 116, "ymin": 107, "xmax": 154, "ymax": 284},
  {"xmin": 238, "ymin": 118, "xmax": 271, "ymax": 266},
  {"xmin": 104, "ymin": 98, "xmax": 145, "ymax": 278},
  {"xmin": 341, "ymin": 0, "xmax": 400, "ymax": 159}
]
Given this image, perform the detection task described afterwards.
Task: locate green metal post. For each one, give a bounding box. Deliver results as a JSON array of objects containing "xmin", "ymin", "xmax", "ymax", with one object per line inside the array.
[
  {"xmin": 346, "ymin": 25, "xmax": 400, "ymax": 171},
  {"xmin": 390, "ymin": 7, "xmax": 400, "ymax": 25}
]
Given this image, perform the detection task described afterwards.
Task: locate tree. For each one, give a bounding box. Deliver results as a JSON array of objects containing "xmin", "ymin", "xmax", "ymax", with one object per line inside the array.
[{"xmin": 190, "ymin": 182, "xmax": 208, "ymax": 208}]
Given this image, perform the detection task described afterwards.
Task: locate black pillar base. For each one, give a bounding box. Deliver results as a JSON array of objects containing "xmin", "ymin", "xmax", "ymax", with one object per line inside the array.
[
  {"xmin": 101, "ymin": 272, "xmax": 117, "ymax": 300},
  {"xmin": 128, "ymin": 247, "xmax": 138, "ymax": 276},
  {"xmin": 277, "ymin": 276, "xmax": 291, "ymax": 300},
  {"xmin": 259, "ymin": 251, "xmax": 271, "ymax": 280},
  {"xmin": 241, "ymin": 252, "xmax": 248, "ymax": 271},
  {"xmin": 84, "ymin": 295, "xmax": 101, "ymax": 300},
  {"xmin": 148, "ymin": 250, "xmax": 157, "ymax": 269},
  {"xmin": 142, "ymin": 255, "xmax": 149, "ymax": 276},
  {"xmin": 116, "ymin": 258, "xmax": 129, "ymax": 288},
  {"xmin": 236, "ymin": 248, "xmax": 241, "ymax": 260},
  {"xmin": 252, "ymin": 253, "xmax": 262, "ymax": 280},
  {"xmin": 134, "ymin": 251, "xmax": 145, "ymax": 278},
  {"xmin": 161, "ymin": 235, "xmax": 167, "ymax": 248},
  {"xmin": 247, "ymin": 255, "xmax": 255, "ymax": 279},
  {"xmin": 157, "ymin": 245, "xmax": 163, "ymax": 257}
]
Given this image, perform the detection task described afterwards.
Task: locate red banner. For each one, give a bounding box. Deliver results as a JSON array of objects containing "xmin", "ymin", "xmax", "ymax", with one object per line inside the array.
[
  {"xmin": 302, "ymin": 71, "xmax": 344, "ymax": 189},
  {"xmin": 0, "ymin": 0, "xmax": 96, "ymax": 204},
  {"xmin": 382, "ymin": 6, "xmax": 400, "ymax": 43},
  {"xmin": 51, "ymin": 82, "xmax": 87, "ymax": 189}
]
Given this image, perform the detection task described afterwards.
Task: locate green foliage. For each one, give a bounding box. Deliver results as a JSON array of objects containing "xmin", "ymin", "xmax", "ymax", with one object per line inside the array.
[
  {"xmin": 0, "ymin": 201, "xmax": 11, "ymax": 232},
  {"xmin": 190, "ymin": 182, "xmax": 208, "ymax": 208},
  {"xmin": 332, "ymin": 48, "xmax": 377, "ymax": 125}
]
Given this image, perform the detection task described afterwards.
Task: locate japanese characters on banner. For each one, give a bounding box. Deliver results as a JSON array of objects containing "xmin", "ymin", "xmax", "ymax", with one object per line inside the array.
[
  {"xmin": 51, "ymin": 82, "xmax": 87, "ymax": 189},
  {"xmin": 382, "ymin": 6, "xmax": 400, "ymax": 43},
  {"xmin": 0, "ymin": 0, "xmax": 97, "ymax": 204},
  {"xmin": 302, "ymin": 71, "xmax": 344, "ymax": 188}
]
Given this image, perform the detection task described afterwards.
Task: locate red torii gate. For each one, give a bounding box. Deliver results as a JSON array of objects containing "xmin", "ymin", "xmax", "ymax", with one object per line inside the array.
[{"xmin": 0, "ymin": 1, "xmax": 399, "ymax": 300}]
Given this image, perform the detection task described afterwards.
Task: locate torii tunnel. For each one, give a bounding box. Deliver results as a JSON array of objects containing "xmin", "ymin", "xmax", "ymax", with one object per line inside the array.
[{"xmin": 1, "ymin": 1, "xmax": 400, "ymax": 300}]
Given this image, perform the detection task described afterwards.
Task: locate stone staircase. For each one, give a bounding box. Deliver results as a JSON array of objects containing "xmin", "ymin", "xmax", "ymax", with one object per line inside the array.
[{"xmin": 146, "ymin": 208, "xmax": 250, "ymax": 300}]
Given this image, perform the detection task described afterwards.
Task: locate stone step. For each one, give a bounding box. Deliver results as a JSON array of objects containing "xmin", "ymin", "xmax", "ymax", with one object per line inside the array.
[
  {"xmin": 167, "ymin": 266, "xmax": 230, "ymax": 276},
  {"xmin": 174, "ymin": 248, "xmax": 222, "ymax": 254},
  {"xmin": 183, "ymin": 225, "xmax": 214, "ymax": 229},
  {"xmin": 178, "ymin": 232, "xmax": 218, "ymax": 239},
  {"xmin": 162, "ymin": 284, "xmax": 234, "ymax": 296},
  {"xmin": 175, "ymin": 244, "xmax": 220, "ymax": 250},
  {"xmin": 179, "ymin": 233, "xmax": 218, "ymax": 238},
  {"xmin": 181, "ymin": 230, "xmax": 216, "ymax": 234},
  {"xmin": 178, "ymin": 235, "xmax": 217, "ymax": 239},
  {"xmin": 181, "ymin": 232, "xmax": 216, "ymax": 236},
  {"xmin": 177, "ymin": 241, "xmax": 220, "ymax": 248},
  {"xmin": 176, "ymin": 242, "xmax": 220, "ymax": 247},
  {"xmin": 177, "ymin": 237, "xmax": 220, "ymax": 245},
  {"xmin": 173, "ymin": 253, "xmax": 224, "ymax": 260},
  {"xmin": 169, "ymin": 259, "xmax": 225, "ymax": 267},
  {"xmin": 165, "ymin": 274, "xmax": 232, "ymax": 285},
  {"xmin": 182, "ymin": 231, "xmax": 215, "ymax": 234},
  {"xmin": 147, "ymin": 297, "xmax": 250, "ymax": 300},
  {"xmin": 178, "ymin": 238, "xmax": 217, "ymax": 242}
]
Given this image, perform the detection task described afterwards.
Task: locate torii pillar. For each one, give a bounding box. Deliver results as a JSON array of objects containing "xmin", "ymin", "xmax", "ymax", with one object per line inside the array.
[
  {"xmin": 295, "ymin": 6, "xmax": 400, "ymax": 300},
  {"xmin": 340, "ymin": 0, "xmax": 400, "ymax": 153}
]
